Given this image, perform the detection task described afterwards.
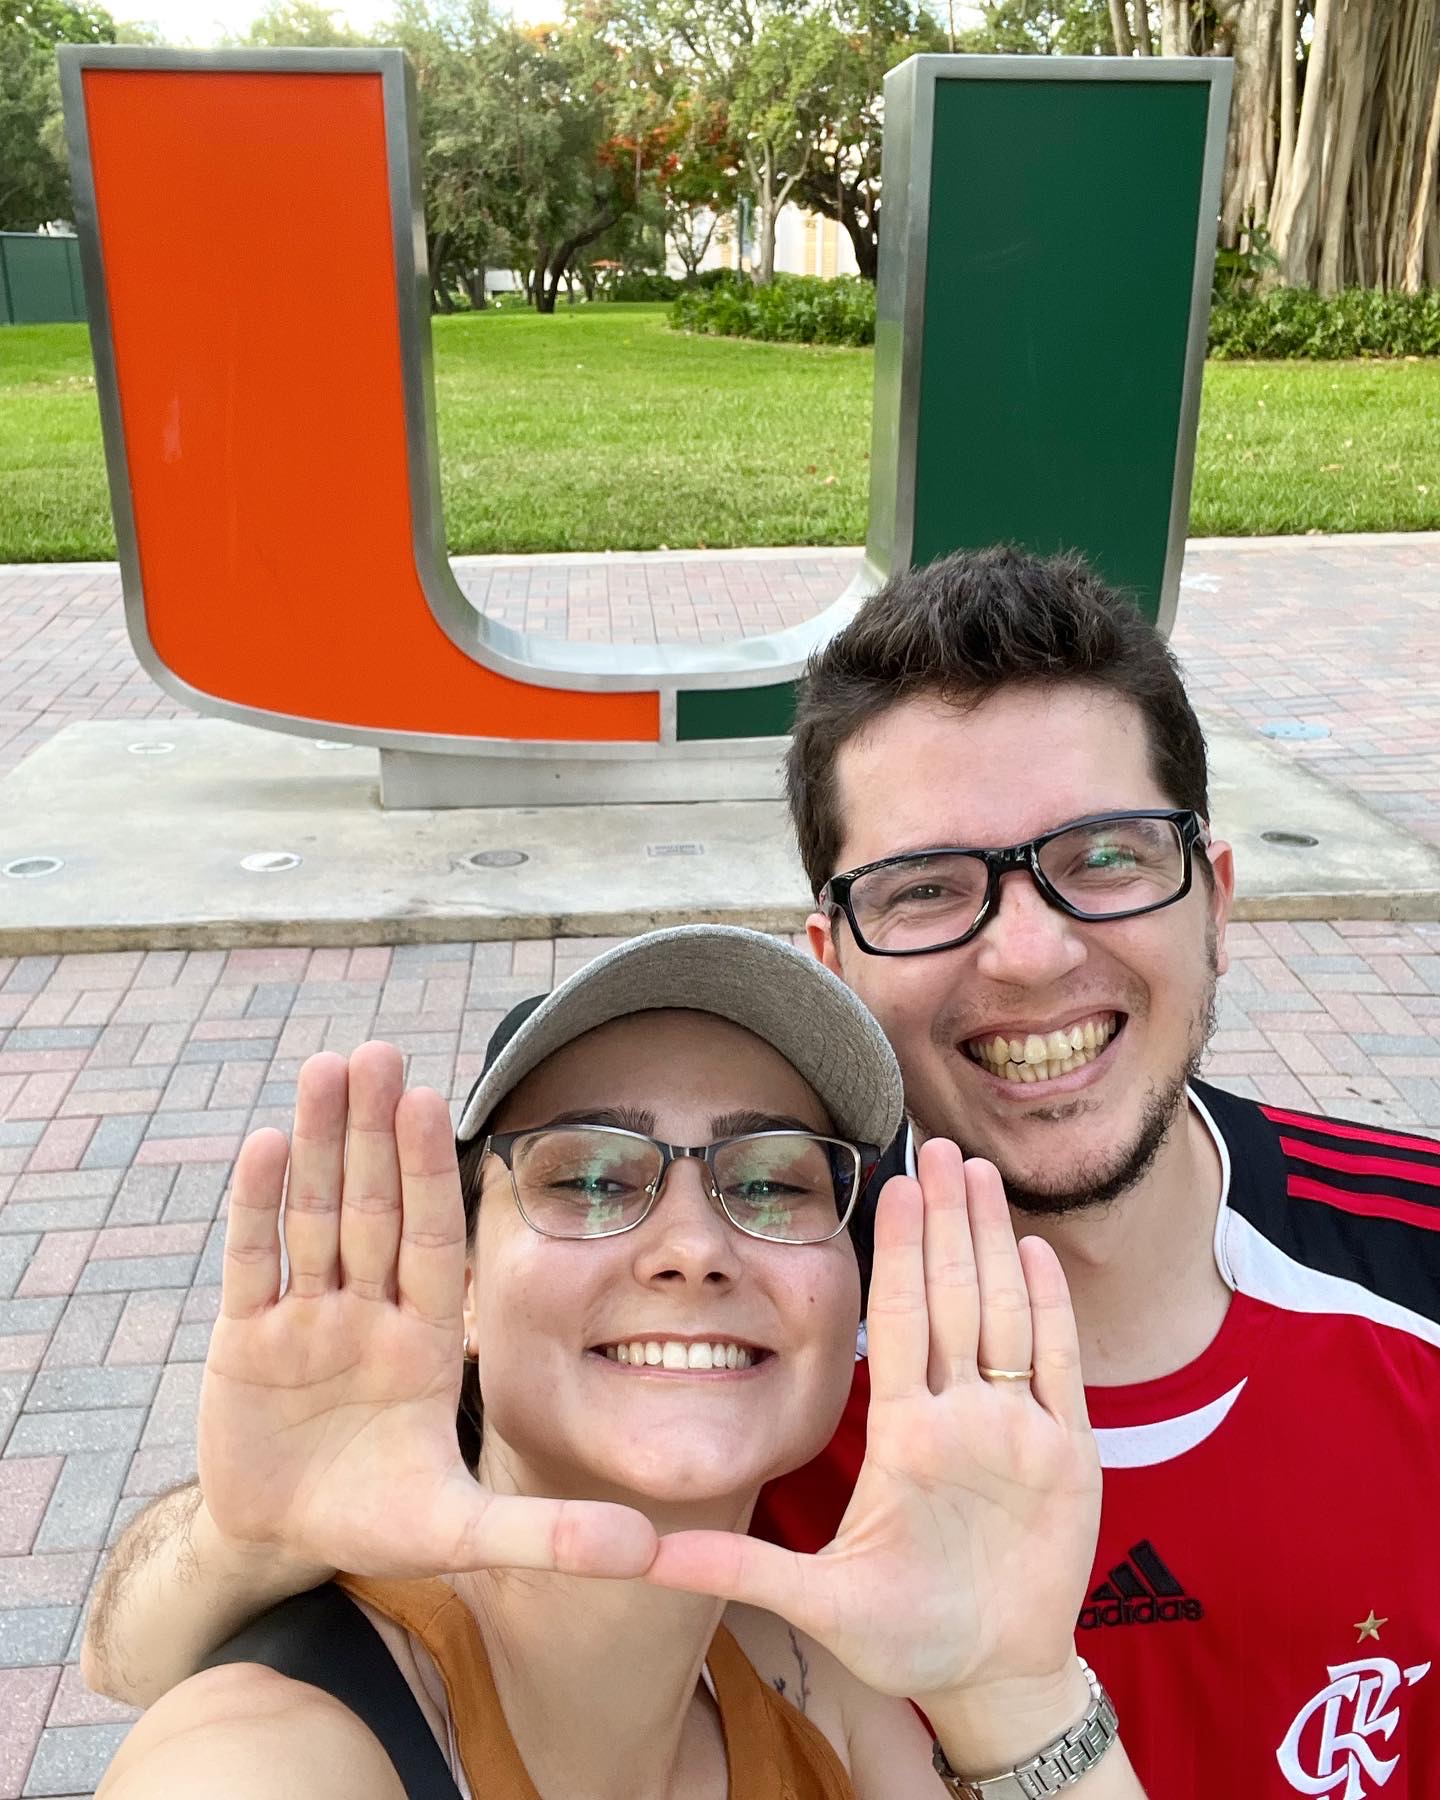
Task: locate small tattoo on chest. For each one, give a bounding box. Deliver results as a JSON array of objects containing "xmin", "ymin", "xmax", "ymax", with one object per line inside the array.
[{"xmin": 771, "ymin": 1628, "xmax": 812, "ymax": 1715}]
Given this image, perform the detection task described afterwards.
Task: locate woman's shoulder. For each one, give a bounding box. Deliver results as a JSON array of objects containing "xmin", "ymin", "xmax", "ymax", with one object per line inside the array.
[{"xmin": 721, "ymin": 1605, "xmax": 938, "ymax": 1800}]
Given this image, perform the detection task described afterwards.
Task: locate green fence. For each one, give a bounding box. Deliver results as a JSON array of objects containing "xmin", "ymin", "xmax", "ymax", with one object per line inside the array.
[{"xmin": 0, "ymin": 232, "xmax": 87, "ymax": 325}]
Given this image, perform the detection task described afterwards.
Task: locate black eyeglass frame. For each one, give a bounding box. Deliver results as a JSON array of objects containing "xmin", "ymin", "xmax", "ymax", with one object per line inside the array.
[
  {"xmin": 820, "ymin": 808, "xmax": 1211, "ymax": 959},
  {"xmin": 484, "ymin": 1125, "xmax": 882, "ymax": 1245}
]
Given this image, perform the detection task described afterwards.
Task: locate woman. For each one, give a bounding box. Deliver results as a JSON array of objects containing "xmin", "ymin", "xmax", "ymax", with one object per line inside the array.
[{"xmin": 96, "ymin": 925, "xmax": 1141, "ymax": 1799}]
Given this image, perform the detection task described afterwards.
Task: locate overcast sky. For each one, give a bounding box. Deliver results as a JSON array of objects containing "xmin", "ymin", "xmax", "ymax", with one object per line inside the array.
[{"xmin": 121, "ymin": 0, "xmax": 562, "ymax": 44}]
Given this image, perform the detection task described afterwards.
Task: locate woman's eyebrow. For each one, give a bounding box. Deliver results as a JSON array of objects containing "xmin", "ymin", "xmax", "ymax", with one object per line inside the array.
[
  {"xmin": 530, "ymin": 1106, "xmax": 657, "ymax": 1134},
  {"xmin": 709, "ymin": 1110, "xmax": 829, "ymax": 1139}
]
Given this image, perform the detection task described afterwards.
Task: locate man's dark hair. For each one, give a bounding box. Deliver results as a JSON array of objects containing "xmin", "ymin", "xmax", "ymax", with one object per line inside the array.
[{"xmin": 786, "ymin": 545, "xmax": 1210, "ymax": 896}]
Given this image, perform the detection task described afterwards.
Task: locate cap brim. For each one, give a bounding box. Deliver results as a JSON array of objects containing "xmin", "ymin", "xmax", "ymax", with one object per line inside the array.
[{"xmin": 455, "ymin": 925, "xmax": 902, "ymax": 1151}]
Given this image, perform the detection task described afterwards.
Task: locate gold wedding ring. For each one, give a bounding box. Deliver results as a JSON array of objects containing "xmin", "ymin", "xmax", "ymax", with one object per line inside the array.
[{"xmin": 979, "ymin": 1365, "xmax": 1034, "ymax": 1382}]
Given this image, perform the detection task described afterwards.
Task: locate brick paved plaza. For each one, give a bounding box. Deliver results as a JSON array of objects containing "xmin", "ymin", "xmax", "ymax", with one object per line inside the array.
[{"xmin": 2, "ymin": 537, "xmax": 1439, "ymax": 1795}]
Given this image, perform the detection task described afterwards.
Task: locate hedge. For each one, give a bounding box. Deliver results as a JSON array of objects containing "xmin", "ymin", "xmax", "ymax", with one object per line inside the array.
[{"xmin": 668, "ymin": 272, "xmax": 1440, "ymax": 360}]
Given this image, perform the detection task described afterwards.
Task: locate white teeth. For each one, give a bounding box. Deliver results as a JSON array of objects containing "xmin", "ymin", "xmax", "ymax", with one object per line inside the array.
[
  {"xmin": 965, "ymin": 1013, "xmax": 1118, "ymax": 1082},
  {"xmin": 1024, "ymin": 1033, "xmax": 1047, "ymax": 1065},
  {"xmin": 1082, "ymin": 1021, "xmax": 1097, "ymax": 1050},
  {"xmin": 1070, "ymin": 1025, "xmax": 1086, "ymax": 1052},
  {"xmin": 603, "ymin": 1338, "xmax": 755, "ymax": 1370},
  {"xmin": 1045, "ymin": 1029, "xmax": 1070, "ymax": 1060},
  {"xmin": 1009, "ymin": 1037, "xmax": 1025, "ymax": 1062}
]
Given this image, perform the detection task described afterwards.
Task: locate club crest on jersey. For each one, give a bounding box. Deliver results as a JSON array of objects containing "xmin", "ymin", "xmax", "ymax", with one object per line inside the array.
[
  {"xmin": 1077, "ymin": 1539, "xmax": 1203, "ymax": 1630},
  {"xmin": 1277, "ymin": 1656, "xmax": 1431, "ymax": 1798}
]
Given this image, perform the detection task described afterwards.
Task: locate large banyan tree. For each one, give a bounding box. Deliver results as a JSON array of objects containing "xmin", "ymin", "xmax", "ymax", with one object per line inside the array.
[{"xmin": 1109, "ymin": 1, "xmax": 1440, "ymax": 292}]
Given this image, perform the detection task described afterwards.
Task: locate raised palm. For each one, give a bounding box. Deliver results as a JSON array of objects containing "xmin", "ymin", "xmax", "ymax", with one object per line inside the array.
[
  {"xmin": 647, "ymin": 1142, "xmax": 1099, "ymax": 1703},
  {"xmin": 200, "ymin": 1043, "xmax": 657, "ymax": 1582}
]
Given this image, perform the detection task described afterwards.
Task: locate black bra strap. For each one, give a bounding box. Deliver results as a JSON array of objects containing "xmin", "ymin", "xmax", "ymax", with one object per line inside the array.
[{"xmin": 200, "ymin": 1582, "xmax": 463, "ymax": 1800}]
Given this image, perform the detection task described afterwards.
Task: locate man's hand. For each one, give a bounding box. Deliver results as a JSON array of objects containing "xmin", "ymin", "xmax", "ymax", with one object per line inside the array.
[{"xmin": 200, "ymin": 1041, "xmax": 658, "ymax": 1580}]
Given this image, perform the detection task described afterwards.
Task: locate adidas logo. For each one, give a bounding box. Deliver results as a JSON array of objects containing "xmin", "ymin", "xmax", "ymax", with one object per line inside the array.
[{"xmin": 1078, "ymin": 1540, "xmax": 1204, "ymax": 1630}]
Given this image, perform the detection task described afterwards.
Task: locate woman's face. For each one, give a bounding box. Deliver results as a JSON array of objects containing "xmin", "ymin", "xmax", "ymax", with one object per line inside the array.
[{"xmin": 464, "ymin": 1009, "xmax": 863, "ymax": 1515}]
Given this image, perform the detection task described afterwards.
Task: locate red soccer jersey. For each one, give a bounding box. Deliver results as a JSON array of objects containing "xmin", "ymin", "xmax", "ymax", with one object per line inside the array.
[{"xmin": 754, "ymin": 1081, "xmax": 1440, "ymax": 1800}]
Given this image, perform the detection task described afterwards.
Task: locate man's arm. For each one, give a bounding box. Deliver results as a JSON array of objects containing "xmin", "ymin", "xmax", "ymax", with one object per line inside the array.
[{"xmin": 82, "ymin": 1482, "xmax": 332, "ymax": 1708}]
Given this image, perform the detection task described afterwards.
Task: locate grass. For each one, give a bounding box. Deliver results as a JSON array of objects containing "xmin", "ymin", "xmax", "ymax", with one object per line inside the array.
[{"xmin": 2, "ymin": 305, "xmax": 1437, "ymax": 562}]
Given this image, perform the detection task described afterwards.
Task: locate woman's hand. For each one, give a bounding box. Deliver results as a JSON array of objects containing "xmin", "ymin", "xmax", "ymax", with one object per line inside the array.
[
  {"xmin": 645, "ymin": 1140, "xmax": 1099, "ymax": 1704},
  {"xmin": 200, "ymin": 1042, "xmax": 658, "ymax": 1583}
]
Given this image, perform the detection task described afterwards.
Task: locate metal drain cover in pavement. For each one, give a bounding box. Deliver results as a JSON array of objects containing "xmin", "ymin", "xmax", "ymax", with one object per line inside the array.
[
  {"xmin": 460, "ymin": 850, "xmax": 529, "ymax": 870},
  {"xmin": 240, "ymin": 852, "xmax": 303, "ymax": 873},
  {"xmin": 3, "ymin": 856, "xmax": 65, "ymax": 879},
  {"xmin": 1260, "ymin": 830, "xmax": 1320, "ymax": 848},
  {"xmin": 1259, "ymin": 721, "xmax": 1331, "ymax": 742}
]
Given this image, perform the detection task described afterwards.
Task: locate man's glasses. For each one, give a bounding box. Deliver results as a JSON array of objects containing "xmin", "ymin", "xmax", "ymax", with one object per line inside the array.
[
  {"xmin": 821, "ymin": 809, "xmax": 1210, "ymax": 958},
  {"xmin": 484, "ymin": 1125, "xmax": 878, "ymax": 1245}
]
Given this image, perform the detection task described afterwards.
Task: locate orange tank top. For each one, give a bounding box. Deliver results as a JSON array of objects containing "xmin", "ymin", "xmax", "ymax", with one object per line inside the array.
[{"xmin": 338, "ymin": 1574, "xmax": 856, "ymax": 1800}]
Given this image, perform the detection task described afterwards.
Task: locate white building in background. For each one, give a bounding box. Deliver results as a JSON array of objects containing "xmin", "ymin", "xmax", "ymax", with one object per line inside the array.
[{"xmin": 667, "ymin": 203, "xmax": 860, "ymax": 280}]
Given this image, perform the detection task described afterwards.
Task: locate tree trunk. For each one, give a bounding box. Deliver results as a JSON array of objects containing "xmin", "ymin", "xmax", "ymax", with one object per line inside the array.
[
  {"xmin": 1159, "ymin": 0, "xmax": 1189, "ymax": 55},
  {"xmin": 1220, "ymin": 0, "xmax": 1280, "ymax": 247},
  {"xmin": 1133, "ymin": 0, "xmax": 1154, "ymax": 55},
  {"xmin": 1107, "ymin": 0, "xmax": 1134, "ymax": 56},
  {"xmin": 1276, "ymin": 0, "xmax": 1298, "ymax": 200},
  {"xmin": 754, "ymin": 145, "xmax": 777, "ymax": 286},
  {"xmin": 1315, "ymin": 0, "xmax": 1376, "ymax": 294},
  {"xmin": 1271, "ymin": 0, "xmax": 1340, "ymax": 286},
  {"xmin": 1403, "ymin": 29, "xmax": 1440, "ymax": 289}
]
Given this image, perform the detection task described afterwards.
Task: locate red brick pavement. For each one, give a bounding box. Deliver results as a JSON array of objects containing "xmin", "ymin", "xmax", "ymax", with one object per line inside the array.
[
  {"xmin": 2, "ymin": 537, "xmax": 1439, "ymax": 1793},
  {"xmin": 3, "ymin": 536, "xmax": 1438, "ymax": 844}
]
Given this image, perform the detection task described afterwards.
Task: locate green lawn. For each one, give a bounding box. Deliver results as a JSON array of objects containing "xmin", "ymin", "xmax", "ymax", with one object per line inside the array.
[{"xmin": 2, "ymin": 305, "xmax": 1437, "ymax": 562}]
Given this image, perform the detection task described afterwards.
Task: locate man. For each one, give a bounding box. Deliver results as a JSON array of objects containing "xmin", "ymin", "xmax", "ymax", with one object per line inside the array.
[{"xmin": 83, "ymin": 548, "xmax": 1440, "ymax": 1798}]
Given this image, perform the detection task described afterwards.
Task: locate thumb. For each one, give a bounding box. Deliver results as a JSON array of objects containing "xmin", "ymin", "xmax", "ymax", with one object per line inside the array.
[
  {"xmin": 645, "ymin": 1528, "xmax": 816, "ymax": 1623},
  {"xmin": 432, "ymin": 1483, "xmax": 660, "ymax": 1580}
]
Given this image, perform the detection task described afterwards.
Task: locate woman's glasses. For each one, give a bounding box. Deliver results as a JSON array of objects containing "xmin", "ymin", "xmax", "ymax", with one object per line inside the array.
[{"xmin": 484, "ymin": 1125, "xmax": 878, "ymax": 1245}]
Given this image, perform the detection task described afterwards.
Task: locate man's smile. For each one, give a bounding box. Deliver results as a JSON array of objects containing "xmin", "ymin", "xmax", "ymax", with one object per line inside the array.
[{"xmin": 961, "ymin": 1010, "xmax": 1124, "ymax": 1085}]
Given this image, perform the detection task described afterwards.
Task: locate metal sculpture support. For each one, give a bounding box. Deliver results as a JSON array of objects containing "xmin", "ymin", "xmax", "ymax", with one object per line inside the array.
[{"xmin": 59, "ymin": 48, "xmax": 1229, "ymax": 808}]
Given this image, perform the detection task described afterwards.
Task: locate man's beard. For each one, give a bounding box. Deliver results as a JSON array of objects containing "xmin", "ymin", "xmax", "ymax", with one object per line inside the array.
[{"xmin": 924, "ymin": 935, "xmax": 1221, "ymax": 1219}]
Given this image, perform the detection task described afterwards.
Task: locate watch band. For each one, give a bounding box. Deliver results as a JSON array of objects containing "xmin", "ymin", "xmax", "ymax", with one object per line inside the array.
[{"xmin": 931, "ymin": 1660, "xmax": 1119, "ymax": 1799}]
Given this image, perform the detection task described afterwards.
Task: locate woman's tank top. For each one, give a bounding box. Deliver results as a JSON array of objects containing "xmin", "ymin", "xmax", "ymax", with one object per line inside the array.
[{"xmin": 338, "ymin": 1574, "xmax": 856, "ymax": 1800}]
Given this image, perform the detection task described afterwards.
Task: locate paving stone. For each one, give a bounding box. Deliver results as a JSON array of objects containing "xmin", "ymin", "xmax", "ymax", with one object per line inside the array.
[
  {"xmin": 24, "ymin": 1369, "xmax": 159, "ymax": 1413},
  {"xmin": 0, "ymin": 1667, "xmax": 60, "ymax": 1799},
  {"xmin": 45, "ymin": 1664, "xmax": 137, "ymax": 1729},
  {"xmin": 40, "ymin": 1297, "xmax": 123, "ymax": 1372},
  {"xmin": 31, "ymin": 1452, "xmax": 130, "ymax": 1554},
  {"xmin": 0, "ymin": 1302, "xmax": 64, "ymax": 1339},
  {"xmin": 73, "ymin": 1256, "xmax": 199, "ymax": 1294},
  {"xmin": 22, "ymin": 1723, "xmax": 130, "ymax": 1795},
  {"xmin": 0, "ymin": 1240, "xmax": 40, "ymax": 1303},
  {"xmin": 7, "ymin": 1411, "xmax": 144, "ymax": 1458},
  {"xmin": 0, "ymin": 1460, "xmax": 62, "ymax": 1557},
  {"xmin": 0, "ymin": 1609, "xmax": 76, "ymax": 1669},
  {"xmin": 0, "ymin": 1553, "xmax": 94, "ymax": 1607},
  {"xmin": 79, "ymin": 1116, "xmax": 149, "ymax": 1171}
]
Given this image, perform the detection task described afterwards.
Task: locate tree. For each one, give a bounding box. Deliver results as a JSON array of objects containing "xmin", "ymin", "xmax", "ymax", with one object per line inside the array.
[
  {"xmin": 789, "ymin": 0, "xmax": 945, "ymax": 283},
  {"xmin": 0, "ymin": 0, "xmax": 116, "ymax": 230},
  {"xmin": 230, "ymin": 0, "xmax": 371, "ymax": 44},
  {"xmin": 999, "ymin": 1, "xmax": 1440, "ymax": 295},
  {"xmin": 655, "ymin": 93, "xmax": 739, "ymax": 281}
]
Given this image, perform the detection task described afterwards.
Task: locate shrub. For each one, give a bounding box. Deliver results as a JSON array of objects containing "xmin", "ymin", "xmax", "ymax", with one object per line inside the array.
[
  {"xmin": 693, "ymin": 266, "xmax": 751, "ymax": 291},
  {"xmin": 669, "ymin": 273, "xmax": 875, "ymax": 347},
  {"xmin": 1208, "ymin": 287, "xmax": 1440, "ymax": 359},
  {"xmin": 600, "ymin": 270, "xmax": 681, "ymax": 302}
]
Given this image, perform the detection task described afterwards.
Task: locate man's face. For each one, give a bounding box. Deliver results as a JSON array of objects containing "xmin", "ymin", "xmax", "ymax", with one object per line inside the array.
[{"xmin": 811, "ymin": 684, "xmax": 1235, "ymax": 1214}]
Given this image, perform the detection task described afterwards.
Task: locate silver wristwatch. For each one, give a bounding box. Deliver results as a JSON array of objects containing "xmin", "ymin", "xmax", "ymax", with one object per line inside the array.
[{"xmin": 931, "ymin": 1661, "xmax": 1119, "ymax": 1799}]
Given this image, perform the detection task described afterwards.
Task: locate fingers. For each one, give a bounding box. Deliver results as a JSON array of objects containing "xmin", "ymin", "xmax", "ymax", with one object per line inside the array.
[
  {"xmin": 967, "ymin": 1159, "xmax": 1034, "ymax": 1386},
  {"xmin": 915, "ymin": 1139, "xmax": 980, "ymax": 1390},
  {"xmin": 394, "ymin": 1086, "xmax": 468, "ymax": 1329},
  {"xmin": 221, "ymin": 1128, "xmax": 289, "ymax": 1318},
  {"xmin": 1018, "ymin": 1235, "xmax": 1089, "ymax": 1433},
  {"xmin": 338, "ymin": 1043, "xmax": 406, "ymax": 1302},
  {"xmin": 863, "ymin": 1175, "xmax": 930, "ymax": 1403},
  {"xmin": 282, "ymin": 1053, "xmax": 348, "ymax": 1298},
  {"xmin": 432, "ymin": 1478, "xmax": 658, "ymax": 1580},
  {"xmin": 644, "ymin": 1528, "xmax": 812, "ymax": 1624}
]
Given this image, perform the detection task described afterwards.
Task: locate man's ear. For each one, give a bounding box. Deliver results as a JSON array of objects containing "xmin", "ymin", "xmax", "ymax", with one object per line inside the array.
[
  {"xmin": 806, "ymin": 909, "xmax": 843, "ymax": 977},
  {"xmin": 1204, "ymin": 836, "xmax": 1236, "ymax": 976},
  {"xmin": 462, "ymin": 1258, "xmax": 478, "ymax": 1366}
]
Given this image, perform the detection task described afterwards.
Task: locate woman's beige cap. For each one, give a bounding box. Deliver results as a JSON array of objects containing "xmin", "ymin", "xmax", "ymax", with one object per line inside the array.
[{"xmin": 455, "ymin": 924, "xmax": 903, "ymax": 1150}]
